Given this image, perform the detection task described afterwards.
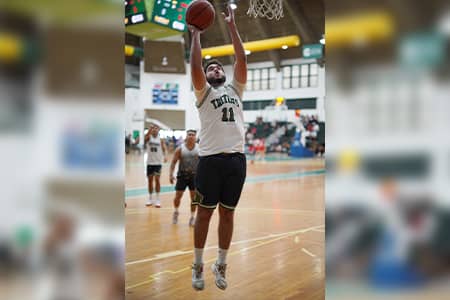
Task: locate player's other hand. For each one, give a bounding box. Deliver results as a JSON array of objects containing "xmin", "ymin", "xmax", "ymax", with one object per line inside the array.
[
  {"xmin": 222, "ymin": 4, "xmax": 235, "ymax": 24},
  {"xmin": 170, "ymin": 176, "xmax": 176, "ymax": 184}
]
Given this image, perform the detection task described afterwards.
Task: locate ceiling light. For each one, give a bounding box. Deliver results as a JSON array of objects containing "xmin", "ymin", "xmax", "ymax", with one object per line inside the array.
[
  {"xmin": 245, "ymin": 50, "xmax": 251, "ymax": 55},
  {"xmin": 230, "ymin": 3, "xmax": 237, "ymax": 10},
  {"xmin": 281, "ymin": 45, "xmax": 288, "ymax": 50},
  {"xmin": 205, "ymin": 55, "xmax": 212, "ymax": 59},
  {"xmin": 320, "ymin": 37, "xmax": 325, "ymax": 45}
]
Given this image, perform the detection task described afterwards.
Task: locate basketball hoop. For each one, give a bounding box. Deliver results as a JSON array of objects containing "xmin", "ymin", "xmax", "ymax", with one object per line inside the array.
[{"xmin": 247, "ymin": 0, "xmax": 284, "ymax": 20}]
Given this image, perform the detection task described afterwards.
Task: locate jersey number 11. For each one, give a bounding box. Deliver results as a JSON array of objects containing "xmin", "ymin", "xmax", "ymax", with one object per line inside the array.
[{"xmin": 221, "ymin": 107, "xmax": 235, "ymax": 122}]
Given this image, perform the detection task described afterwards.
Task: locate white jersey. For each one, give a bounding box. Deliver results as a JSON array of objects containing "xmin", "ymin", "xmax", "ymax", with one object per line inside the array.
[
  {"xmin": 194, "ymin": 78, "xmax": 246, "ymax": 156},
  {"xmin": 146, "ymin": 135, "xmax": 163, "ymax": 165}
]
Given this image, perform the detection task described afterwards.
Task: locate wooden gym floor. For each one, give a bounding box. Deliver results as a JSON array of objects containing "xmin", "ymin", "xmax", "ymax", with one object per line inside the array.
[{"xmin": 125, "ymin": 152, "xmax": 325, "ymax": 300}]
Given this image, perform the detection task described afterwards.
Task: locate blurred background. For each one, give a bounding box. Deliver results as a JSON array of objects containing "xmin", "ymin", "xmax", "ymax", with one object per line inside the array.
[
  {"xmin": 2, "ymin": 0, "xmax": 450, "ymax": 298},
  {"xmin": 0, "ymin": 1, "xmax": 124, "ymax": 299},
  {"xmin": 325, "ymin": 0, "xmax": 450, "ymax": 299}
]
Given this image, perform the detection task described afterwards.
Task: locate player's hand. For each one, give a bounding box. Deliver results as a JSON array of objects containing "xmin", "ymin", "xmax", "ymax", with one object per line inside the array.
[
  {"xmin": 188, "ymin": 25, "xmax": 204, "ymax": 35},
  {"xmin": 164, "ymin": 157, "xmax": 168, "ymax": 163},
  {"xmin": 170, "ymin": 175, "xmax": 175, "ymax": 184},
  {"xmin": 222, "ymin": 4, "xmax": 235, "ymax": 24}
]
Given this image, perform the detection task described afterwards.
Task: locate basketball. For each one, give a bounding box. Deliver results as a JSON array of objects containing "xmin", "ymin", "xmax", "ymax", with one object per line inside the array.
[{"xmin": 186, "ymin": 0, "xmax": 215, "ymax": 30}]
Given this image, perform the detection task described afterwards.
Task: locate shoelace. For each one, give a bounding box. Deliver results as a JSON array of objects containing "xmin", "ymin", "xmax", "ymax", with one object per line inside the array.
[
  {"xmin": 193, "ymin": 265, "xmax": 203, "ymax": 279},
  {"xmin": 217, "ymin": 264, "xmax": 226, "ymax": 277}
]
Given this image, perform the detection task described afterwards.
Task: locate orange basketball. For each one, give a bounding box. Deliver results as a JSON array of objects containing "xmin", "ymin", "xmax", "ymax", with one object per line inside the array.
[{"xmin": 186, "ymin": 0, "xmax": 215, "ymax": 30}]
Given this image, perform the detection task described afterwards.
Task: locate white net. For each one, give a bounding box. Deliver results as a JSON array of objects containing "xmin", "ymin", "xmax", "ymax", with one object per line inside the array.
[{"xmin": 247, "ymin": 0, "xmax": 284, "ymax": 20}]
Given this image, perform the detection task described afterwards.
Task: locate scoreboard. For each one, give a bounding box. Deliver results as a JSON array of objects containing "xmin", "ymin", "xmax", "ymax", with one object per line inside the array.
[
  {"xmin": 150, "ymin": 0, "xmax": 193, "ymax": 32},
  {"xmin": 125, "ymin": 0, "xmax": 147, "ymax": 26}
]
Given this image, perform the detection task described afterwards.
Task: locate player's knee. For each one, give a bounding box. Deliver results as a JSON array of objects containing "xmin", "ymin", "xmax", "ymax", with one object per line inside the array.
[
  {"xmin": 219, "ymin": 206, "xmax": 234, "ymax": 221},
  {"xmin": 197, "ymin": 207, "xmax": 213, "ymax": 221}
]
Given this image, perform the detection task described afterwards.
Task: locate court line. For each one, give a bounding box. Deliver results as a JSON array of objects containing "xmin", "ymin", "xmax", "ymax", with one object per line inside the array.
[
  {"xmin": 126, "ymin": 224, "xmax": 324, "ymax": 290},
  {"xmin": 301, "ymin": 248, "xmax": 316, "ymax": 257},
  {"xmin": 125, "ymin": 169, "xmax": 325, "ymax": 199},
  {"xmin": 126, "ymin": 224, "xmax": 324, "ymax": 266},
  {"xmin": 125, "ymin": 207, "xmax": 322, "ymax": 216}
]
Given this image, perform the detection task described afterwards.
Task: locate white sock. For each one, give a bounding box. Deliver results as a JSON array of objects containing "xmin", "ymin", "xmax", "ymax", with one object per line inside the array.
[
  {"xmin": 191, "ymin": 211, "xmax": 195, "ymax": 217},
  {"xmin": 194, "ymin": 248, "xmax": 204, "ymax": 265},
  {"xmin": 156, "ymin": 193, "xmax": 160, "ymax": 200},
  {"xmin": 174, "ymin": 207, "xmax": 179, "ymax": 213},
  {"xmin": 218, "ymin": 248, "xmax": 228, "ymax": 265},
  {"xmin": 149, "ymin": 193, "xmax": 153, "ymax": 200}
]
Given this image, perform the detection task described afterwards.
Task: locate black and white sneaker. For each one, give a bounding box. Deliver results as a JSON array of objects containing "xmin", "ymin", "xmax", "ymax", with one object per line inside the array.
[
  {"xmin": 192, "ymin": 263, "xmax": 205, "ymax": 290},
  {"xmin": 211, "ymin": 262, "xmax": 227, "ymax": 290}
]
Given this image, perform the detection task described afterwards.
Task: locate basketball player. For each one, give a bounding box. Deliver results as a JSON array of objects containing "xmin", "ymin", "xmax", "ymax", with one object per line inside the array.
[
  {"xmin": 189, "ymin": 4, "xmax": 247, "ymax": 291},
  {"xmin": 144, "ymin": 124, "xmax": 167, "ymax": 207},
  {"xmin": 169, "ymin": 129, "xmax": 199, "ymax": 226}
]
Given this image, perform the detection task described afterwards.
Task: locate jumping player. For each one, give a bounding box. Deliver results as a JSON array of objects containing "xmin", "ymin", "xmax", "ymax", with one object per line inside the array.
[{"xmin": 189, "ymin": 4, "xmax": 247, "ymax": 291}]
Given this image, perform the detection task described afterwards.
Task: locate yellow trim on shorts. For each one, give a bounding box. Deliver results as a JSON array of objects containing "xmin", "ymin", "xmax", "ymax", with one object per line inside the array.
[{"xmin": 219, "ymin": 202, "xmax": 236, "ymax": 210}]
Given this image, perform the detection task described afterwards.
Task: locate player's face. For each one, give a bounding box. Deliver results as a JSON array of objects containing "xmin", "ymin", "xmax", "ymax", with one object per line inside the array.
[
  {"xmin": 206, "ymin": 64, "xmax": 226, "ymax": 85},
  {"xmin": 151, "ymin": 126, "xmax": 160, "ymax": 135},
  {"xmin": 186, "ymin": 132, "xmax": 196, "ymax": 143}
]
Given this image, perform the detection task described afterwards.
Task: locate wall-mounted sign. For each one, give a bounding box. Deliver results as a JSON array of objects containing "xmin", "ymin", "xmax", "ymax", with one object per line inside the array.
[
  {"xmin": 302, "ymin": 44, "xmax": 323, "ymax": 59},
  {"xmin": 144, "ymin": 40, "xmax": 186, "ymax": 74},
  {"xmin": 152, "ymin": 83, "xmax": 179, "ymax": 105}
]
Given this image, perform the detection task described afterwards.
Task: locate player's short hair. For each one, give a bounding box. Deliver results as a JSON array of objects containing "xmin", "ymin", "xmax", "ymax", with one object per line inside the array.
[{"xmin": 203, "ymin": 59, "xmax": 224, "ymax": 74}]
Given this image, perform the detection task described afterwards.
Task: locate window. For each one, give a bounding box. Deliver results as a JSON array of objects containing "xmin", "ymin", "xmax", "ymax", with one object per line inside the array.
[
  {"xmin": 281, "ymin": 63, "xmax": 319, "ymax": 89},
  {"xmin": 246, "ymin": 67, "xmax": 277, "ymax": 91},
  {"xmin": 243, "ymin": 98, "xmax": 316, "ymax": 111}
]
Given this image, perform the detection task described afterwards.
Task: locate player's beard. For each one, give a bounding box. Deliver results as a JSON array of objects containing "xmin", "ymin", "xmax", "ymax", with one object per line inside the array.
[{"xmin": 207, "ymin": 74, "xmax": 226, "ymax": 86}]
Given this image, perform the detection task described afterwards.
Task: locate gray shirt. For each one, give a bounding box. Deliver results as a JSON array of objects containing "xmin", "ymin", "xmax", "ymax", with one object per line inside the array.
[{"xmin": 177, "ymin": 143, "xmax": 199, "ymax": 176}]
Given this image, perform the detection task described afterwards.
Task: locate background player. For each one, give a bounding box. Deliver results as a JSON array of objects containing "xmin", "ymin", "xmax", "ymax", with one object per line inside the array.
[
  {"xmin": 169, "ymin": 129, "xmax": 199, "ymax": 226},
  {"xmin": 144, "ymin": 124, "xmax": 167, "ymax": 207}
]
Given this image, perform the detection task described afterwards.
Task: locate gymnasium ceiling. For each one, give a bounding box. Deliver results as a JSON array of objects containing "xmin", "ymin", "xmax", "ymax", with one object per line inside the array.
[{"xmin": 126, "ymin": 0, "xmax": 325, "ymax": 67}]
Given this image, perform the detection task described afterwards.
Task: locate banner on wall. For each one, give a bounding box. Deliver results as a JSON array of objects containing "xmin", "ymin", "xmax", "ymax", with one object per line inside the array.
[{"xmin": 152, "ymin": 83, "xmax": 179, "ymax": 105}]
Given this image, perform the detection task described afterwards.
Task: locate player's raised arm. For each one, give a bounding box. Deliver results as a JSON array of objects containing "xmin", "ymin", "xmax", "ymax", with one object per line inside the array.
[
  {"xmin": 144, "ymin": 127, "xmax": 151, "ymax": 144},
  {"xmin": 223, "ymin": 5, "xmax": 247, "ymax": 84},
  {"xmin": 189, "ymin": 26, "xmax": 207, "ymax": 91}
]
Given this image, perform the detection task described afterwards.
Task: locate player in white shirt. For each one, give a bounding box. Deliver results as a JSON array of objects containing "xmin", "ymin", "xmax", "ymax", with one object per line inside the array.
[
  {"xmin": 189, "ymin": 5, "xmax": 247, "ymax": 291},
  {"xmin": 144, "ymin": 124, "xmax": 167, "ymax": 207}
]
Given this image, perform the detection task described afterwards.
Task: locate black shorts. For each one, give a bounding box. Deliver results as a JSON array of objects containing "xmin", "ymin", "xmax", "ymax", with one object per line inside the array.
[
  {"xmin": 193, "ymin": 153, "xmax": 246, "ymax": 210},
  {"xmin": 147, "ymin": 165, "xmax": 162, "ymax": 176},
  {"xmin": 175, "ymin": 173, "xmax": 196, "ymax": 191}
]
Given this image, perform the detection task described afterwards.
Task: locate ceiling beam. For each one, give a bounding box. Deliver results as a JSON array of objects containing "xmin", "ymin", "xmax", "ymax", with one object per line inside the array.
[
  {"xmin": 212, "ymin": 0, "xmax": 233, "ymax": 64},
  {"xmin": 284, "ymin": 0, "xmax": 316, "ymax": 43},
  {"xmin": 253, "ymin": 17, "xmax": 281, "ymax": 71}
]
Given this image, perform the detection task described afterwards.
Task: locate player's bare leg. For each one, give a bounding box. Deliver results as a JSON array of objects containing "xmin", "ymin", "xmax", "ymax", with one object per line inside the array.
[
  {"xmin": 189, "ymin": 190, "xmax": 197, "ymax": 227},
  {"xmin": 172, "ymin": 191, "xmax": 184, "ymax": 224},
  {"xmin": 212, "ymin": 205, "xmax": 234, "ymax": 290},
  {"xmin": 154, "ymin": 175, "xmax": 161, "ymax": 207},
  {"xmin": 192, "ymin": 206, "xmax": 214, "ymax": 290},
  {"xmin": 146, "ymin": 175, "xmax": 154, "ymax": 206}
]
